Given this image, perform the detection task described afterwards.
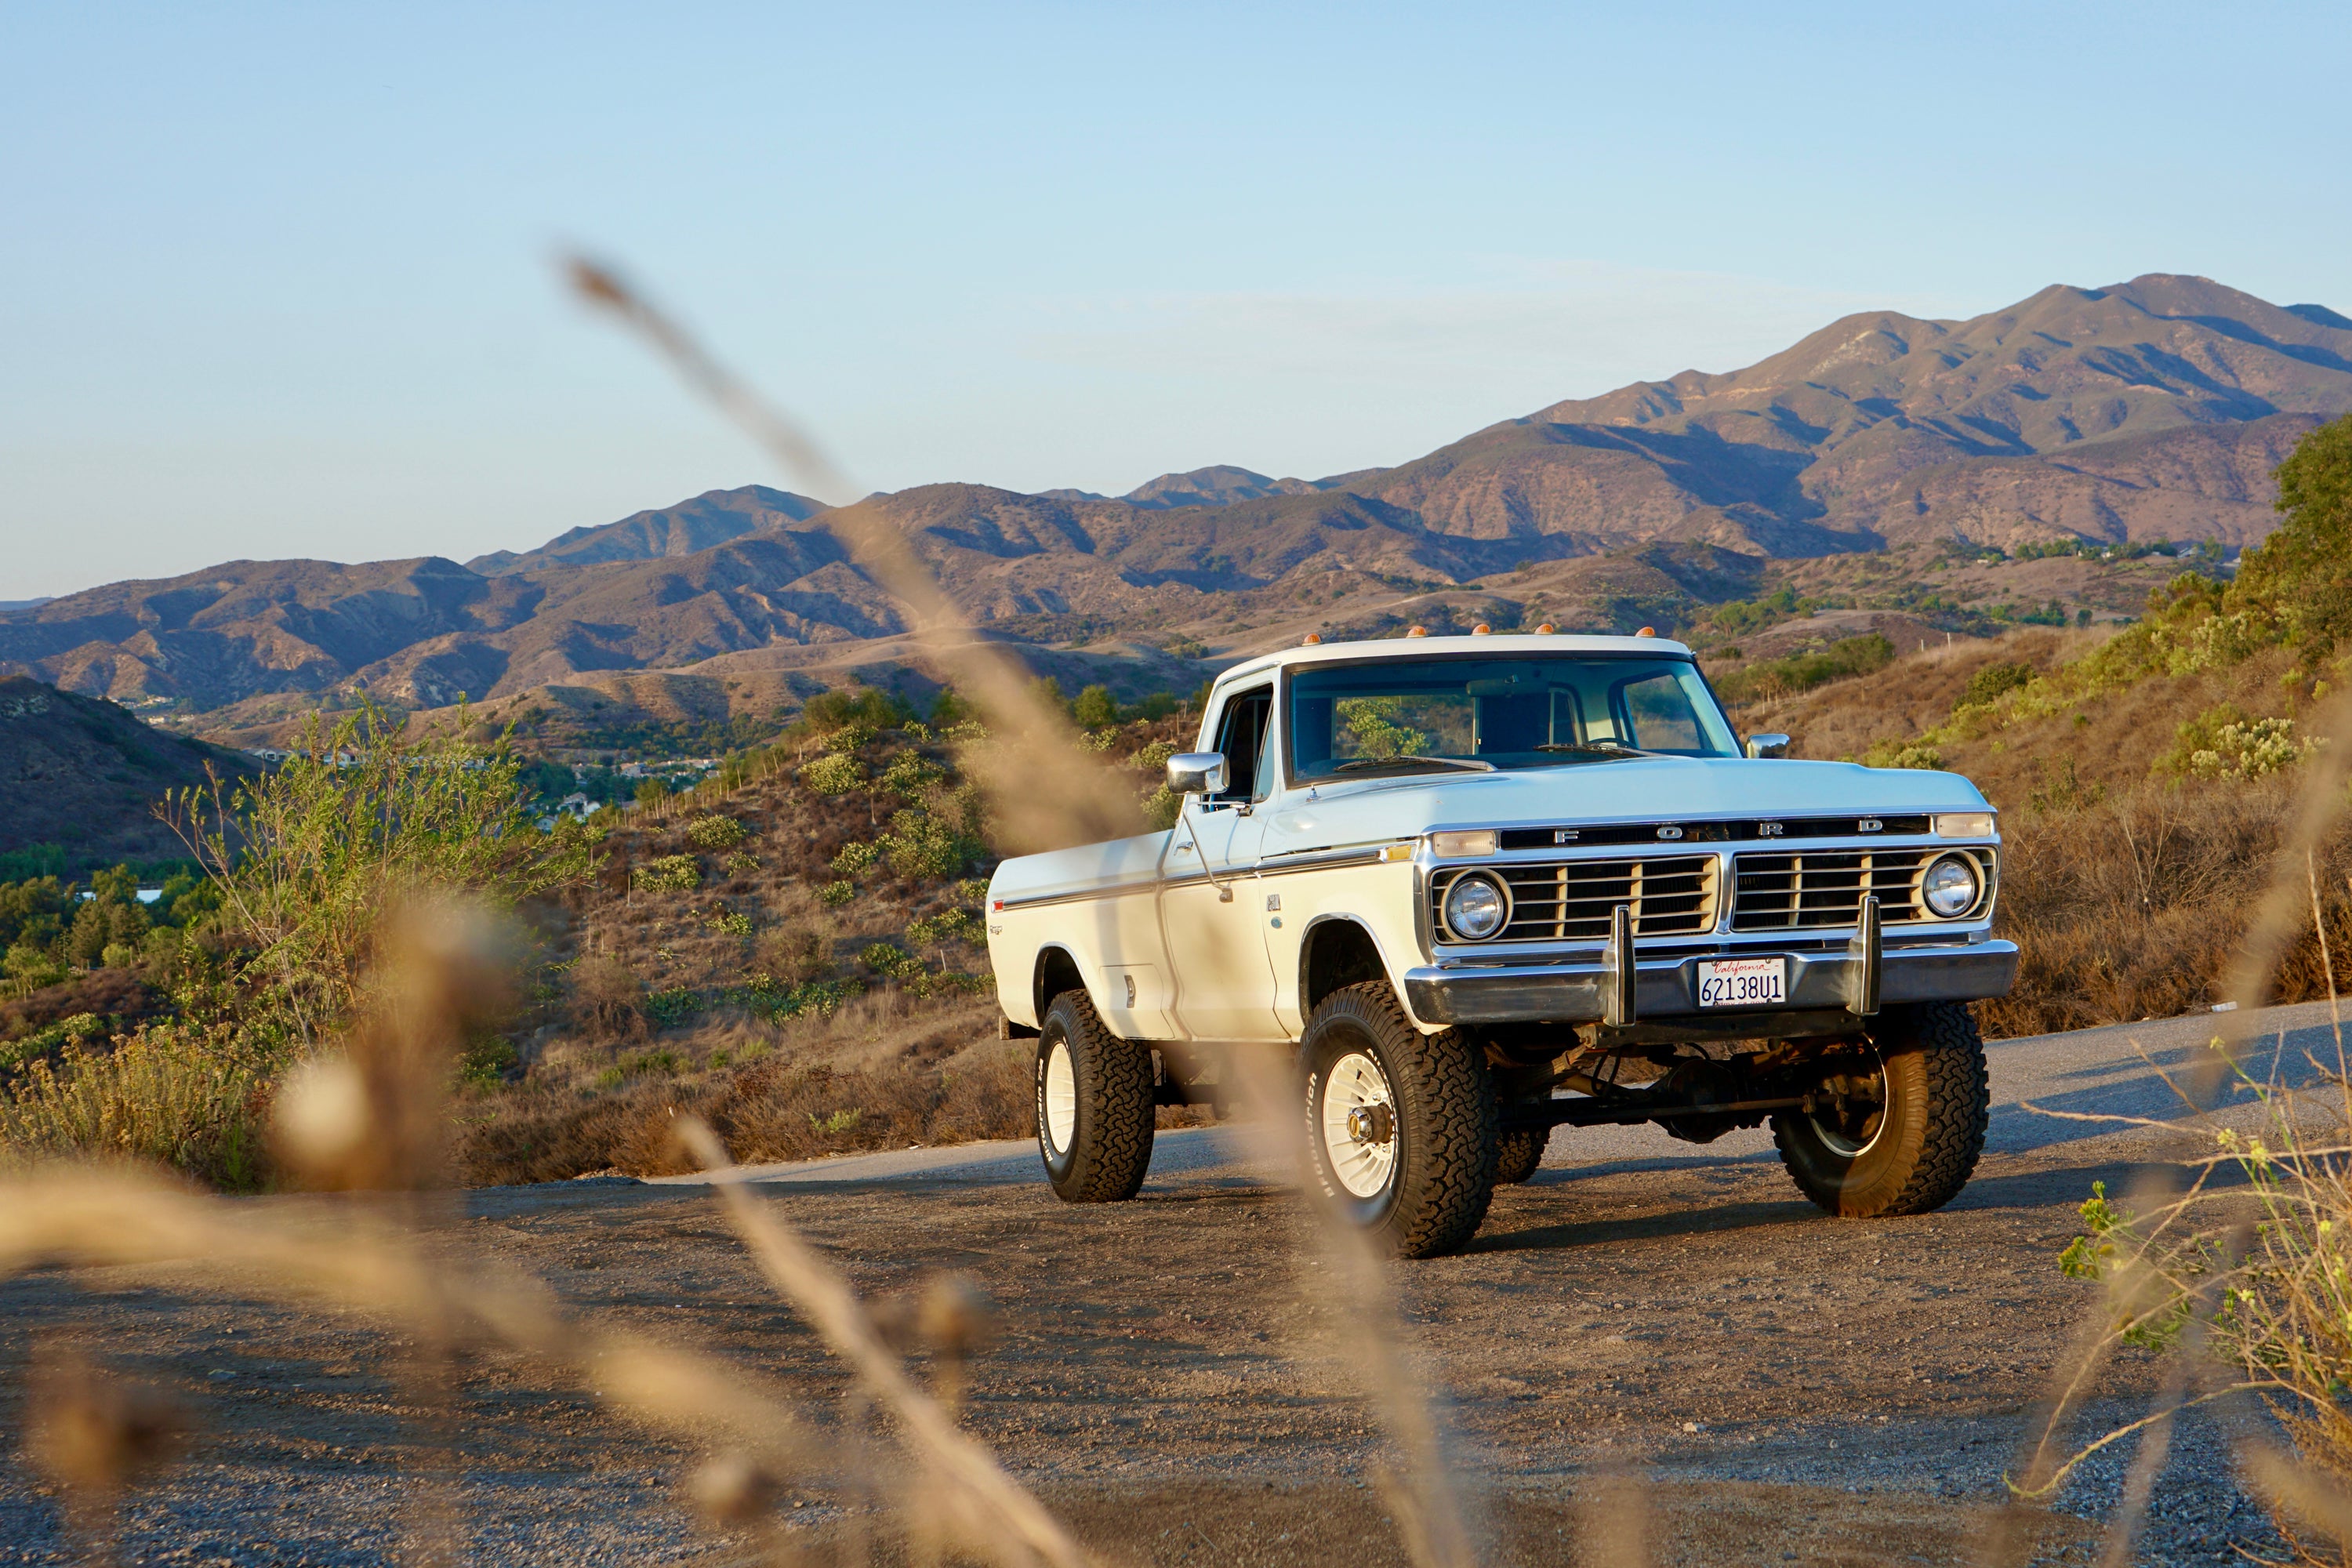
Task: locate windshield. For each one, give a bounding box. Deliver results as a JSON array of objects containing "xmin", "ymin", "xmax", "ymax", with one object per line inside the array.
[{"xmin": 1285, "ymin": 655, "xmax": 1741, "ymax": 782}]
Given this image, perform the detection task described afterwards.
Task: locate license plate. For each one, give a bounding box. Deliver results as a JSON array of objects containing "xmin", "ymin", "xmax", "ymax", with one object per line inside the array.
[{"xmin": 1697, "ymin": 956, "xmax": 1788, "ymax": 1008}]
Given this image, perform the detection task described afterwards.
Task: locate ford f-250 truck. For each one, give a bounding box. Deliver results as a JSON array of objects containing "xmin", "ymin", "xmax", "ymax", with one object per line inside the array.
[{"xmin": 984, "ymin": 630, "xmax": 2014, "ymax": 1257}]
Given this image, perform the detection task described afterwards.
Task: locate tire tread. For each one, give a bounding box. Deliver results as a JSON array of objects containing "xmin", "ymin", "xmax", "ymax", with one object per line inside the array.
[
  {"xmin": 1042, "ymin": 991, "xmax": 1155, "ymax": 1203},
  {"xmin": 1310, "ymin": 982, "xmax": 1497, "ymax": 1257}
]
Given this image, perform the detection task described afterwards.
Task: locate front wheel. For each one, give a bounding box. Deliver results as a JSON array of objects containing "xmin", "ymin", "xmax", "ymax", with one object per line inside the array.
[
  {"xmin": 1035, "ymin": 991, "xmax": 1155, "ymax": 1203},
  {"xmin": 1300, "ymin": 983, "xmax": 1497, "ymax": 1258},
  {"xmin": 1771, "ymin": 1000, "xmax": 1989, "ymax": 1218}
]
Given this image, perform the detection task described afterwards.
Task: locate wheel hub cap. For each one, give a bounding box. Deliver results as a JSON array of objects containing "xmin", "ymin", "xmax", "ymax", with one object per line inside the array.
[
  {"xmin": 1319, "ymin": 1051, "xmax": 1398, "ymax": 1200},
  {"xmin": 1042, "ymin": 1039, "xmax": 1077, "ymax": 1154}
]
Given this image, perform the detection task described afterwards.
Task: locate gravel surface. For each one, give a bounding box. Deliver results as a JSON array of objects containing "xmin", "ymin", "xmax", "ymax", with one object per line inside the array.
[{"xmin": 3, "ymin": 1000, "xmax": 2339, "ymax": 1566}]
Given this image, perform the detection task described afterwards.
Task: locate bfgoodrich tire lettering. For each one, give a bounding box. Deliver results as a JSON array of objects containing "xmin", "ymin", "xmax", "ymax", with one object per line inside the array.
[
  {"xmin": 1035, "ymin": 990, "xmax": 1155, "ymax": 1203},
  {"xmin": 1772, "ymin": 1000, "xmax": 1990, "ymax": 1218},
  {"xmin": 1301, "ymin": 982, "xmax": 1497, "ymax": 1258}
]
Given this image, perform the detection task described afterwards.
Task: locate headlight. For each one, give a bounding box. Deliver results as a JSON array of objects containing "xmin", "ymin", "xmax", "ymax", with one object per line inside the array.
[
  {"xmin": 1934, "ymin": 811, "xmax": 1994, "ymax": 838},
  {"xmin": 1443, "ymin": 873, "xmax": 1509, "ymax": 940},
  {"xmin": 1920, "ymin": 854, "xmax": 1981, "ymax": 919}
]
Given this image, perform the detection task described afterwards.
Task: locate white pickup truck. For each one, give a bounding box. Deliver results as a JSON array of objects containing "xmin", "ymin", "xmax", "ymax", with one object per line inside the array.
[{"xmin": 985, "ymin": 631, "xmax": 2016, "ymax": 1257}]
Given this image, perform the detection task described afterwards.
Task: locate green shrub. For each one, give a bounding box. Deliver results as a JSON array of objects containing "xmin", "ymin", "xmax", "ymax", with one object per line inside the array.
[
  {"xmin": 2161, "ymin": 703, "xmax": 2317, "ymax": 780},
  {"xmin": 706, "ymin": 909, "xmax": 755, "ymax": 938},
  {"xmin": 880, "ymin": 752, "xmax": 946, "ymax": 797},
  {"xmin": 907, "ymin": 908, "xmax": 983, "ymax": 946},
  {"xmin": 731, "ymin": 975, "xmax": 863, "ymax": 1022},
  {"xmin": 1863, "ymin": 739, "xmax": 1946, "ymax": 771},
  {"xmin": 164, "ymin": 700, "xmax": 598, "ymax": 1047},
  {"xmin": 801, "ymin": 753, "xmax": 865, "ymax": 795},
  {"xmin": 1958, "ymin": 662, "xmax": 2035, "ymax": 711},
  {"xmin": 643, "ymin": 987, "xmax": 702, "ymax": 1029},
  {"xmin": 1134, "ymin": 739, "xmax": 1178, "ymax": 773},
  {"xmin": 723, "ymin": 851, "xmax": 760, "ymax": 876},
  {"xmin": 808, "ymin": 1108, "xmax": 862, "ymax": 1137},
  {"xmin": 622, "ymin": 1047, "xmax": 681, "ymax": 1076},
  {"xmin": 818, "ymin": 880, "xmax": 855, "ymax": 908},
  {"xmin": 684, "ymin": 815, "xmax": 747, "ymax": 851},
  {"xmin": 0, "ymin": 1013, "xmax": 104, "ymax": 1076},
  {"xmin": 456, "ymin": 1036, "xmax": 518, "ymax": 1090},
  {"xmin": 830, "ymin": 841, "xmax": 880, "ymax": 878},
  {"xmin": 876, "ymin": 808, "xmax": 982, "ymax": 880},
  {"xmin": 1713, "ymin": 634, "xmax": 1894, "ymax": 705},
  {"xmin": 634, "ymin": 855, "xmax": 700, "ymax": 892},
  {"xmin": 861, "ymin": 942, "xmax": 924, "ymax": 980}
]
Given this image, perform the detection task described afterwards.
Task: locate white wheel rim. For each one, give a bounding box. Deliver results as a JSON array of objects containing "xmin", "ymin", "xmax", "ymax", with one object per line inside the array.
[
  {"xmin": 1319, "ymin": 1050, "xmax": 1398, "ymax": 1200},
  {"xmin": 1809, "ymin": 1047, "xmax": 1887, "ymax": 1157},
  {"xmin": 1043, "ymin": 1039, "xmax": 1078, "ymax": 1154}
]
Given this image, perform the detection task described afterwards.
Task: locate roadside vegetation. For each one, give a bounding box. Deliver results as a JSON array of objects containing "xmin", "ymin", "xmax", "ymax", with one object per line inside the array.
[{"xmin": 0, "ymin": 681, "xmax": 1192, "ymax": 1190}]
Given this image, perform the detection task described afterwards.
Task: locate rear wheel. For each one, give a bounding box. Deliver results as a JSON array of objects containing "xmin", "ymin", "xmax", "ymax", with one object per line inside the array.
[
  {"xmin": 1035, "ymin": 991, "xmax": 1155, "ymax": 1203},
  {"xmin": 1494, "ymin": 1127, "xmax": 1547, "ymax": 1185},
  {"xmin": 1301, "ymin": 982, "xmax": 1497, "ymax": 1258},
  {"xmin": 1771, "ymin": 1001, "xmax": 1989, "ymax": 1218}
]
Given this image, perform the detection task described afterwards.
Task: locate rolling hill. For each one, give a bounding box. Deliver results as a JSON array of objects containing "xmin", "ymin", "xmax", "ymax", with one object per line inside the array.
[
  {"xmin": 4, "ymin": 273, "xmax": 2346, "ymax": 724},
  {"xmin": 0, "ymin": 676, "xmax": 253, "ymax": 866}
]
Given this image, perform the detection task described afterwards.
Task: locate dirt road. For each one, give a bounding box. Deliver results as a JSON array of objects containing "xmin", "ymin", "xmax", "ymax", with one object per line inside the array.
[{"xmin": 4, "ymin": 1002, "xmax": 2337, "ymax": 1566}]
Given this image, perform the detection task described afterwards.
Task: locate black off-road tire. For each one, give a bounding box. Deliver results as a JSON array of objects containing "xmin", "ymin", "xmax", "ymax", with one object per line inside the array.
[
  {"xmin": 1035, "ymin": 990, "xmax": 1155, "ymax": 1203},
  {"xmin": 1772, "ymin": 1000, "xmax": 1989, "ymax": 1218},
  {"xmin": 1494, "ymin": 1127, "xmax": 1547, "ymax": 1186},
  {"xmin": 1300, "ymin": 982, "xmax": 1497, "ymax": 1258}
]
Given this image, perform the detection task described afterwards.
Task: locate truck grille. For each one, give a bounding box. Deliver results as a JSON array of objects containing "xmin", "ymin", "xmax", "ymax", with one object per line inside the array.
[
  {"xmin": 1730, "ymin": 848, "xmax": 1944, "ymax": 929},
  {"xmin": 1432, "ymin": 855, "xmax": 1718, "ymax": 943}
]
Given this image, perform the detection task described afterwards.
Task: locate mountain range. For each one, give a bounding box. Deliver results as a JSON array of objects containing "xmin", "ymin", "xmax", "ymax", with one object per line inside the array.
[{"xmin": 5, "ymin": 274, "xmax": 2348, "ymax": 722}]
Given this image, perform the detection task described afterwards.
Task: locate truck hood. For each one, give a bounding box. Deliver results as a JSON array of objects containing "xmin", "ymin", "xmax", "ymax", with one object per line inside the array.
[{"xmin": 1259, "ymin": 757, "xmax": 1991, "ymax": 853}]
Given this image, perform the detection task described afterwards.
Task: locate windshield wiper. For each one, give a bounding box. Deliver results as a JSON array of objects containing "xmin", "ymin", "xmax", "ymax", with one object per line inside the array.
[
  {"xmin": 1534, "ymin": 742, "xmax": 1649, "ymax": 757},
  {"xmin": 1331, "ymin": 754, "xmax": 1495, "ymax": 775}
]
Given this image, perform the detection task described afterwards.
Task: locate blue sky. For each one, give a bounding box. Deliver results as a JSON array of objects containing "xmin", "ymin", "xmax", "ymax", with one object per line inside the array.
[{"xmin": 4, "ymin": 2, "xmax": 2347, "ymax": 598}]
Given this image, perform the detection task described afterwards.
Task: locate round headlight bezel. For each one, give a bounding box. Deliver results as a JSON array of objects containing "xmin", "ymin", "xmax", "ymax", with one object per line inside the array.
[
  {"xmin": 1442, "ymin": 873, "xmax": 1511, "ymax": 942},
  {"xmin": 1920, "ymin": 853, "xmax": 1982, "ymax": 920}
]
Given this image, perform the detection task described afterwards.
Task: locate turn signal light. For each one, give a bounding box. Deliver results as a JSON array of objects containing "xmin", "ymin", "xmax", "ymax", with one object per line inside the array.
[{"xmin": 1430, "ymin": 830, "xmax": 1498, "ymax": 857}]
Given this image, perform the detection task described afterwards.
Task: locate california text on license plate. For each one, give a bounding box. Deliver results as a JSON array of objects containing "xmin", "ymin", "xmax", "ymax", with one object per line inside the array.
[{"xmin": 1697, "ymin": 956, "xmax": 1788, "ymax": 1007}]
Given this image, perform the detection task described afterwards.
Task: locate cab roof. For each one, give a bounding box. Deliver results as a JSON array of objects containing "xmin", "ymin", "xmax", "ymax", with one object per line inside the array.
[{"xmin": 1210, "ymin": 631, "xmax": 1696, "ymax": 688}]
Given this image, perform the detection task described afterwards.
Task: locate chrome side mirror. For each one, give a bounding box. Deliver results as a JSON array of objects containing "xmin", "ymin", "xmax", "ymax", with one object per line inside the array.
[
  {"xmin": 1746, "ymin": 733, "xmax": 1791, "ymax": 759},
  {"xmin": 1166, "ymin": 752, "xmax": 1229, "ymax": 795}
]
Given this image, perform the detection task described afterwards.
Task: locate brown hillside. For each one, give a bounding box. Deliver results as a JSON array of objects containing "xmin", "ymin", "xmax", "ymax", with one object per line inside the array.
[{"xmin": 0, "ymin": 676, "xmax": 252, "ymax": 866}]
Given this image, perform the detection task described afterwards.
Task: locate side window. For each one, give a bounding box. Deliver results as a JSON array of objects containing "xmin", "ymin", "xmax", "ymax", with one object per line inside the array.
[
  {"xmin": 1210, "ymin": 685, "xmax": 1274, "ymax": 803},
  {"xmin": 1615, "ymin": 673, "xmax": 1706, "ymax": 753}
]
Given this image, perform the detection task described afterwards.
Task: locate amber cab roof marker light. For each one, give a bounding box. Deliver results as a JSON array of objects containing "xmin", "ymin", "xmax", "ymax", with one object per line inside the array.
[
  {"xmin": 1472, "ymin": 623, "xmax": 1492, "ymax": 635},
  {"xmin": 1535, "ymin": 622, "xmax": 1557, "ymax": 634},
  {"xmin": 1636, "ymin": 626, "xmax": 1657, "ymax": 637},
  {"xmin": 1406, "ymin": 626, "xmax": 1428, "ymax": 637},
  {"xmin": 1299, "ymin": 633, "xmax": 1321, "ymax": 645}
]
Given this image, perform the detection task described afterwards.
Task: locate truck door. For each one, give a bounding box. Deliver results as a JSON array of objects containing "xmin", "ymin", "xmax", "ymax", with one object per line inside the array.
[{"xmin": 1160, "ymin": 681, "xmax": 1284, "ymax": 1040}]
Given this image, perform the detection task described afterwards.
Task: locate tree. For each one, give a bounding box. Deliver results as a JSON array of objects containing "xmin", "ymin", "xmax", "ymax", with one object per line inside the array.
[
  {"xmin": 1073, "ymin": 684, "xmax": 1118, "ymax": 730},
  {"xmin": 168, "ymin": 703, "xmax": 600, "ymax": 1046},
  {"xmin": 2238, "ymin": 412, "xmax": 2352, "ymax": 662}
]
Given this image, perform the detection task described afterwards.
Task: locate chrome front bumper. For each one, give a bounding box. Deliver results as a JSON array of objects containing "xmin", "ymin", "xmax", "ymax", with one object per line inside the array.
[{"xmin": 1401, "ymin": 939, "xmax": 2020, "ymax": 1027}]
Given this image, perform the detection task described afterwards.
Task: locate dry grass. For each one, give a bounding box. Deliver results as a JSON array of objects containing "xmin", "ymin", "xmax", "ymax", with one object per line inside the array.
[{"xmin": 1734, "ymin": 630, "xmax": 2352, "ymax": 1037}]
